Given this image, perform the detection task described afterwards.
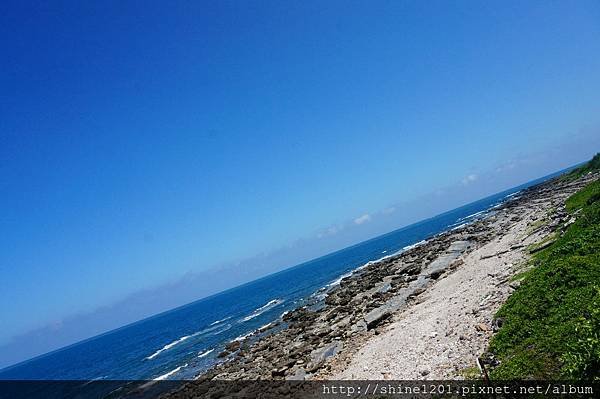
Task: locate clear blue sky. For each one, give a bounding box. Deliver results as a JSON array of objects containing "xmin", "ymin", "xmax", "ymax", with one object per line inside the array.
[{"xmin": 1, "ymin": 0, "xmax": 600, "ymax": 368}]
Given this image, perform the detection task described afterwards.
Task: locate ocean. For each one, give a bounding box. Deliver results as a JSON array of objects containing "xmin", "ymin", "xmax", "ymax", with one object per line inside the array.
[{"xmin": 0, "ymin": 171, "xmax": 564, "ymax": 383}]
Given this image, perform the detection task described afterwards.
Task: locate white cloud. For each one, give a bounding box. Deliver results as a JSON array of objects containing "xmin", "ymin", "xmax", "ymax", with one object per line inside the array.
[
  {"xmin": 354, "ymin": 214, "xmax": 371, "ymax": 225},
  {"xmin": 382, "ymin": 207, "xmax": 396, "ymax": 215},
  {"xmin": 317, "ymin": 225, "xmax": 341, "ymax": 239},
  {"xmin": 461, "ymin": 174, "xmax": 478, "ymax": 186}
]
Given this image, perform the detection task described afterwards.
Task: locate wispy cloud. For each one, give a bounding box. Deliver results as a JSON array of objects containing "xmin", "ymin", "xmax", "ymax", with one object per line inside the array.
[
  {"xmin": 354, "ymin": 214, "xmax": 371, "ymax": 225},
  {"xmin": 317, "ymin": 225, "xmax": 341, "ymax": 239},
  {"xmin": 461, "ymin": 173, "xmax": 478, "ymax": 186},
  {"xmin": 382, "ymin": 207, "xmax": 396, "ymax": 215},
  {"xmin": 495, "ymin": 161, "xmax": 517, "ymax": 173}
]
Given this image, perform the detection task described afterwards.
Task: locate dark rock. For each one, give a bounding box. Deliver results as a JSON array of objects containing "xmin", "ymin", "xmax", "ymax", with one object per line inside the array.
[
  {"xmin": 271, "ymin": 367, "xmax": 287, "ymax": 377},
  {"xmin": 492, "ymin": 317, "xmax": 504, "ymax": 332},
  {"xmin": 225, "ymin": 340, "xmax": 241, "ymax": 352}
]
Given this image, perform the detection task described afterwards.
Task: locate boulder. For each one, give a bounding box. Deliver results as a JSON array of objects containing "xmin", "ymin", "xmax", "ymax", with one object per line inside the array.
[{"xmin": 307, "ymin": 341, "xmax": 343, "ymax": 372}]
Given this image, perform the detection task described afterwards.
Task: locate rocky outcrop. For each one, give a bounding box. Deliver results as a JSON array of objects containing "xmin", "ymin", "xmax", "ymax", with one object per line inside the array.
[{"xmin": 164, "ymin": 172, "xmax": 597, "ymax": 398}]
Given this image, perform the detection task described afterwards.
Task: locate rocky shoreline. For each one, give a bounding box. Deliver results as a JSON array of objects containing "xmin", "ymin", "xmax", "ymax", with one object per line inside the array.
[{"xmin": 164, "ymin": 172, "xmax": 596, "ymax": 397}]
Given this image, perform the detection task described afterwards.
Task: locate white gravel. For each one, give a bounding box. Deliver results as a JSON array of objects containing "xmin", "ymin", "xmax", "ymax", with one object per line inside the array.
[{"xmin": 330, "ymin": 205, "xmax": 550, "ymax": 380}]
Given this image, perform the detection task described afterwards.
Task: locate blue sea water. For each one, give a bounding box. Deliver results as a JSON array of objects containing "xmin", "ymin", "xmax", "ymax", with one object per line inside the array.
[{"xmin": 0, "ymin": 171, "xmax": 565, "ymax": 382}]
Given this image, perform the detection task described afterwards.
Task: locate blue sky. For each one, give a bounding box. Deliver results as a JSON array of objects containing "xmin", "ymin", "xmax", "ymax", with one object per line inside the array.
[{"xmin": 1, "ymin": 0, "xmax": 600, "ymax": 368}]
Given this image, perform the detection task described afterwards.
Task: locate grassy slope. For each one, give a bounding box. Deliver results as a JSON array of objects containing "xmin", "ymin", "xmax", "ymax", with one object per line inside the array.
[
  {"xmin": 488, "ymin": 157, "xmax": 600, "ymax": 380},
  {"xmin": 561, "ymin": 153, "xmax": 600, "ymax": 182}
]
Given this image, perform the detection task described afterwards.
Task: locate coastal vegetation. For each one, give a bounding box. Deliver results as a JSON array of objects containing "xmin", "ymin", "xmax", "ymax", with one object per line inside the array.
[
  {"xmin": 561, "ymin": 153, "xmax": 600, "ymax": 182},
  {"xmin": 488, "ymin": 155, "xmax": 600, "ymax": 380}
]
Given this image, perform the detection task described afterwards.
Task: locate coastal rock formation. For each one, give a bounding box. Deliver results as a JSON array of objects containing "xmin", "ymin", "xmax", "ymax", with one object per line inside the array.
[{"xmin": 163, "ymin": 171, "xmax": 597, "ymax": 398}]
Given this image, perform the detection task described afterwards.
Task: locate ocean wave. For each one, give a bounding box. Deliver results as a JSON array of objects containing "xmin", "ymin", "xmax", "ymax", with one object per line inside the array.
[
  {"xmin": 458, "ymin": 210, "xmax": 487, "ymax": 221},
  {"xmin": 258, "ymin": 321, "xmax": 275, "ymax": 332},
  {"xmin": 209, "ymin": 316, "xmax": 232, "ymax": 326},
  {"xmin": 325, "ymin": 271, "xmax": 353, "ymax": 288},
  {"xmin": 210, "ymin": 323, "xmax": 232, "ymax": 335},
  {"xmin": 402, "ymin": 239, "xmax": 427, "ymax": 252},
  {"xmin": 155, "ymin": 363, "xmax": 187, "ymax": 381},
  {"xmin": 80, "ymin": 376, "xmax": 106, "ymax": 387},
  {"xmin": 311, "ymin": 292, "xmax": 328, "ymax": 301},
  {"xmin": 451, "ymin": 222, "xmax": 469, "ymax": 231},
  {"xmin": 145, "ymin": 335, "xmax": 193, "ymax": 360},
  {"xmin": 145, "ymin": 323, "xmax": 225, "ymax": 360},
  {"xmin": 503, "ymin": 191, "xmax": 521, "ymax": 199},
  {"xmin": 241, "ymin": 299, "xmax": 284, "ymax": 322},
  {"xmin": 325, "ymin": 243, "xmax": 427, "ymax": 292},
  {"xmin": 198, "ymin": 349, "xmax": 214, "ymax": 358},
  {"xmin": 233, "ymin": 331, "xmax": 255, "ymax": 342},
  {"xmin": 140, "ymin": 363, "xmax": 188, "ymax": 388}
]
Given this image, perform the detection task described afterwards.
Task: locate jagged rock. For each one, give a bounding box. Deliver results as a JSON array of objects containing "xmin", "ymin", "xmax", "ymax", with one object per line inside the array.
[
  {"xmin": 375, "ymin": 281, "xmax": 392, "ymax": 294},
  {"xmin": 312, "ymin": 325, "xmax": 331, "ymax": 337},
  {"xmin": 168, "ymin": 175, "xmax": 597, "ymax": 387},
  {"xmin": 332, "ymin": 316, "xmax": 352, "ymax": 330},
  {"xmin": 351, "ymin": 320, "xmax": 367, "ymax": 333},
  {"xmin": 364, "ymin": 307, "xmax": 392, "ymax": 329},
  {"xmin": 271, "ymin": 367, "xmax": 288, "ymax": 377},
  {"xmin": 285, "ymin": 367, "xmax": 307, "ymax": 380},
  {"xmin": 225, "ymin": 340, "xmax": 241, "ymax": 352},
  {"xmin": 307, "ymin": 341, "xmax": 343, "ymax": 372}
]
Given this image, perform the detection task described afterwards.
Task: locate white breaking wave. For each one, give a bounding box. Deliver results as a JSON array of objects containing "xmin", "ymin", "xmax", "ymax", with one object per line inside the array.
[
  {"xmin": 198, "ymin": 349, "xmax": 214, "ymax": 358},
  {"xmin": 139, "ymin": 363, "xmax": 189, "ymax": 390},
  {"xmin": 154, "ymin": 363, "xmax": 187, "ymax": 381},
  {"xmin": 503, "ymin": 191, "xmax": 521, "ymax": 199},
  {"xmin": 80, "ymin": 376, "xmax": 106, "ymax": 387},
  {"xmin": 451, "ymin": 222, "xmax": 469, "ymax": 231},
  {"xmin": 459, "ymin": 210, "xmax": 487, "ymax": 221},
  {"xmin": 210, "ymin": 323, "xmax": 232, "ymax": 335},
  {"xmin": 145, "ymin": 324, "xmax": 225, "ymax": 360},
  {"xmin": 209, "ymin": 316, "xmax": 232, "ymax": 326},
  {"xmin": 145, "ymin": 336, "xmax": 192, "ymax": 360},
  {"xmin": 233, "ymin": 331, "xmax": 254, "ymax": 342},
  {"xmin": 232, "ymin": 320, "xmax": 277, "ymax": 343},
  {"xmin": 321, "ymin": 239, "xmax": 428, "ymax": 299},
  {"xmin": 242, "ymin": 299, "xmax": 284, "ymax": 322},
  {"xmin": 401, "ymin": 239, "xmax": 427, "ymax": 252},
  {"xmin": 258, "ymin": 321, "xmax": 275, "ymax": 331},
  {"xmin": 139, "ymin": 363, "xmax": 188, "ymax": 389},
  {"xmin": 326, "ymin": 272, "xmax": 353, "ymax": 288}
]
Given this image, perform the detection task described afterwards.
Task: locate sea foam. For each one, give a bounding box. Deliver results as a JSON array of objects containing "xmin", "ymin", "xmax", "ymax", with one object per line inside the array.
[
  {"xmin": 154, "ymin": 363, "xmax": 187, "ymax": 381},
  {"xmin": 145, "ymin": 336, "xmax": 192, "ymax": 360},
  {"xmin": 145, "ymin": 324, "xmax": 224, "ymax": 360},
  {"xmin": 241, "ymin": 299, "xmax": 284, "ymax": 322},
  {"xmin": 209, "ymin": 316, "xmax": 232, "ymax": 326},
  {"xmin": 198, "ymin": 349, "xmax": 214, "ymax": 358}
]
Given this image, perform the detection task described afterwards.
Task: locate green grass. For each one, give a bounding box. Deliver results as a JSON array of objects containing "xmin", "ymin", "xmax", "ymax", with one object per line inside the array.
[
  {"xmin": 525, "ymin": 217, "xmax": 548, "ymax": 235},
  {"xmin": 561, "ymin": 153, "xmax": 600, "ymax": 182},
  {"xmin": 526, "ymin": 233, "xmax": 556, "ymax": 254},
  {"xmin": 565, "ymin": 179, "xmax": 600, "ymax": 213},
  {"xmin": 487, "ymin": 159, "xmax": 600, "ymax": 381}
]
